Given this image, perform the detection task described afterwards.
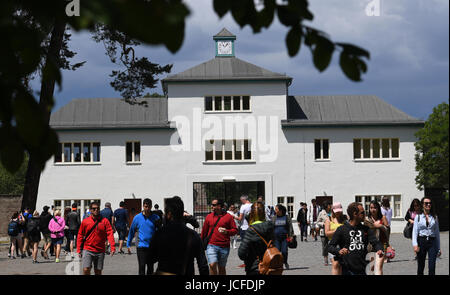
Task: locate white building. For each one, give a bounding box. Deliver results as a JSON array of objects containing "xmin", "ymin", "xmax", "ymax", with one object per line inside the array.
[{"xmin": 37, "ymin": 29, "xmax": 424, "ymax": 233}]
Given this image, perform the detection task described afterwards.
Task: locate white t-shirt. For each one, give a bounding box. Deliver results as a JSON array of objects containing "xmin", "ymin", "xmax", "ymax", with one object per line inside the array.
[
  {"xmin": 381, "ymin": 207, "xmax": 393, "ymax": 226},
  {"xmin": 227, "ymin": 211, "xmax": 240, "ymax": 228},
  {"xmin": 239, "ymin": 203, "xmax": 253, "ymax": 231}
]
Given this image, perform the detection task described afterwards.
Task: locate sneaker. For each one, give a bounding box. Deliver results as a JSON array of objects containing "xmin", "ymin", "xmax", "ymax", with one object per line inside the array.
[
  {"xmin": 55, "ymin": 258, "xmax": 60, "ymax": 263},
  {"xmin": 11, "ymin": 256, "xmax": 16, "ymax": 259},
  {"xmin": 21, "ymin": 254, "xmax": 26, "ymax": 259},
  {"xmin": 32, "ymin": 260, "xmax": 39, "ymax": 264},
  {"xmin": 7, "ymin": 253, "xmax": 10, "ymax": 258},
  {"xmin": 284, "ymin": 263, "xmax": 290, "ymax": 270},
  {"xmin": 27, "ymin": 251, "xmax": 32, "ymax": 257},
  {"xmin": 119, "ymin": 250, "xmax": 125, "ymax": 254}
]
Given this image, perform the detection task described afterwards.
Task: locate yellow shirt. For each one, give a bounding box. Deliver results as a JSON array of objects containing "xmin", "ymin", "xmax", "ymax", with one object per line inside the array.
[{"xmin": 329, "ymin": 220, "xmax": 344, "ymax": 238}]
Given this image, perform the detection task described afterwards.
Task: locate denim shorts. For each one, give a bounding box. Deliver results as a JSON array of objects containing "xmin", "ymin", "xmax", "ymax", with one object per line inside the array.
[
  {"xmin": 206, "ymin": 244, "xmax": 230, "ymax": 267},
  {"xmin": 52, "ymin": 237, "xmax": 64, "ymax": 245},
  {"xmin": 116, "ymin": 227, "xmax": 127, "ymax": 241}
]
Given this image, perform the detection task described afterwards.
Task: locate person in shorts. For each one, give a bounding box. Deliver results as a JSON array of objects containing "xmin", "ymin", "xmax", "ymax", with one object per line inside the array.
[
  {"xmin": 77, "ymin": 202, "xmax": 115, "ymax": 275},
  {"xmin": 48, "ymin": 210, "xmax": 66, "ymax": 263},
  {"xmin": 113, "ymin": 201, "xmax": 130, "ymax": 254},
  {"xmin": 66, "ymin": 203, "xmax": 81, "ymax": 258},
  {"xmin": 200, "ymin": 199, "xmax": 237, "ymax": 275}
]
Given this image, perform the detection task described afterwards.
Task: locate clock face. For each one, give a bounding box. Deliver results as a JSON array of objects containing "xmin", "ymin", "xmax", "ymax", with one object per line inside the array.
[{"xmin": 217, "ymin": 41, "xmax": 232, "ymax": 55}]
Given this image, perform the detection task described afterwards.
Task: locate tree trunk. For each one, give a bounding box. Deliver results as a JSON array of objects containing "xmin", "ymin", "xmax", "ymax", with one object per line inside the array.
[{"xmin": 21, "ymin": 19, "xmax": 66, "ymax": 212}]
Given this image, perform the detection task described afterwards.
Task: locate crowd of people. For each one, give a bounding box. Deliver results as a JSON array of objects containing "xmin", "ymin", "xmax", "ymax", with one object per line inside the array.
[{"xmin": 6, "ymin": 194, "xmax": 442, "ymax": 275}]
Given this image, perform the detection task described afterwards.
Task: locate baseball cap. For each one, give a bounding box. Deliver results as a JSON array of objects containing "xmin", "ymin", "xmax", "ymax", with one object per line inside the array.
[{"xmin": 332, "ymin": 202, "xmax": 343, "ymax": 213}]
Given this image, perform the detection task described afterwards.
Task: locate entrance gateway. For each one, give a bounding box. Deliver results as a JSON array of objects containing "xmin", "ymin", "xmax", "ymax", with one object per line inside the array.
[{"xmin": 193, "ymin": 182, "xmax": 265, "ymax": 233}]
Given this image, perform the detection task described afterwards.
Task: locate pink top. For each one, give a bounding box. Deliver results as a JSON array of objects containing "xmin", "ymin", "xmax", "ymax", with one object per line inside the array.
[{"xmin": 48, "ymin": 216, "xmax": 66, "ymax": 239}]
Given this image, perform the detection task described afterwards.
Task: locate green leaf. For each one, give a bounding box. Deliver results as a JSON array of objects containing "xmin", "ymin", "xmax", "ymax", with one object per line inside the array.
[
  {"xmin": 313, "ymin": 36, "xmax": 334, "ymax": 72},
  {"xmin": 339, "ymin": 51, "xmax": 361, "ymax": 82},
  {"xmin": 213, "ymin": 0, "xmax": 231, "ymax": 18},
  {"xmin": 336, "ymin": 43, "xmax": 370, "ymax": 59},
  {"xmin": 286, "ymin": 25, "xmax": 302, "ymax": 57},
  {"xmin": 277, "ymin": 5, "xmax": 300, "ymax": 26},
  {"xmin": 0, "ymin": 137, "xmax": 24, "ymax": 174}
]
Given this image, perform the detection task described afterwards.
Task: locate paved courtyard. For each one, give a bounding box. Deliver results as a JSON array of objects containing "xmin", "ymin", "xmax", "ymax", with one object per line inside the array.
[{"xmin": 0, "ymin": 232, "xmax": 447, "ymax": 275}]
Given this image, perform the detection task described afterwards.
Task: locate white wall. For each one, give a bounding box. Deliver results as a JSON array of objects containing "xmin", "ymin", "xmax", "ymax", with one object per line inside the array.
[{"xmin": 38, "ymin": 81, "xmax": 422, "ymax": 233}]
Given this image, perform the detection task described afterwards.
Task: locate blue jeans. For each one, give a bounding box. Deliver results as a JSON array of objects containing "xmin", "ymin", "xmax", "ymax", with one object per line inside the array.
[
  {"xmin": 274, "ymin": 236, "xmax": 288, "ymax": 263},
  {"xmin": 417, "ymin": 236, "xmax": 439, "ymax": 275},
  {"xmin": 206, "ymin": 244, "xmax": 230, "ymax": 267},
  {"xmin": 299, "ymin": 224, "xmax": 308, "ymax": 240}
]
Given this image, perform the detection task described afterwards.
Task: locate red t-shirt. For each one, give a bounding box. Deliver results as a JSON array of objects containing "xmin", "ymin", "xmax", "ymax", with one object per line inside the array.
[{"xmin": 200, "ymin": 212, "xmax": 238, "ymax": 248}]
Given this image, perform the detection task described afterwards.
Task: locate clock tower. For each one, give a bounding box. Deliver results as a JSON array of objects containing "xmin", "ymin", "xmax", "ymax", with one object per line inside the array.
[{"xmin": 214, "ymin": 28, "xmax": 236, "ymax": 57}]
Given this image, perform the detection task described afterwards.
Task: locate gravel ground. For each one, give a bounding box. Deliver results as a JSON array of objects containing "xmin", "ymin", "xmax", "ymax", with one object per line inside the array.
[{"xmin": 0, "ymin": 232, "xmax": 447, "ymax": 275}]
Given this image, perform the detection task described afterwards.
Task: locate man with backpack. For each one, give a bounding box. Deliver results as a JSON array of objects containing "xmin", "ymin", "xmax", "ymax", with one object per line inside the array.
[
  {"xmin": 100, "ymin": 202, "xmax": 114, "ymax": 255},
  {"xmin": 21, "ymin": 208, "xmax": 33, "ymax": 257},
  {"xmin": 40, "ymin": 206, "xmax": 53, "ymax": 259},
  {"xmin": 77, "ymin": 202, "xmax": 115, "ymax": 275},
  {"xmin": 66, "ymin": 203, "xmax": 81, "ymax": 258},
  {"xmin": 27, "ymin": 211, "xmax": 41, "ymax": 263},
  {"xmin": 8, "ymin": 212, "xmax": 24, "ymax": 259}
]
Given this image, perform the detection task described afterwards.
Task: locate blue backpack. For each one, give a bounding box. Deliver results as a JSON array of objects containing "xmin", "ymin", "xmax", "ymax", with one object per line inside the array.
[{"xmin": 8, "ymin": 221, "xmax": 19, "ymax": 236}]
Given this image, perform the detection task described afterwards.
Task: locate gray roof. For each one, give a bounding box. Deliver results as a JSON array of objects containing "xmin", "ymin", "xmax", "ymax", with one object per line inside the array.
[
  {"xmin": 50, "ymin": 98, "xmax": 172, "ymax": 130},
  {"xmin": 283, "ymin": 95, "xmax": 424, "ymax": 127},
  {"xmin": 213, "ymin": 28, "xmax": 236, "ymax": 38},
  {"xmin": 162, "ymin": 57, "xmax": 292, "ymax": 86}
]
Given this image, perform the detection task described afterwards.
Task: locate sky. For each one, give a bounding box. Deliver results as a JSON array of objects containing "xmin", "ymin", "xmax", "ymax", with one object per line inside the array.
[{"xmin": 33, "ymin": 0, "xmax": 449, "ymax": 120}]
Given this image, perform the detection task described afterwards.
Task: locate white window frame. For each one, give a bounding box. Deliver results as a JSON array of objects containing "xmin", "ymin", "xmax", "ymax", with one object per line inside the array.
[
  {"xmin": 204, "ymin": 95, "xmax": 251, "ymax": 113},
  {"xmin": 126, "ymin": 141, "xmax": 141, "ymax": 164},
  {"xmin": 353, "ymin": 138, "xmax": 400, "ymax": 161},
  {"xmin": 204, "ymin": 139, "xmax": 254, "ymax": 163},
  {"xmin": 314, "ymin": 139, "xmax": 330, "ymax": 161},
  {"xmin": 277, "ymin": 196, "xmax": 295, "ymax": 219},
  {"xmin": 55, "ymin": 142, "xmax": 101, "ymax": 165},
  {"xmin": 355, "ymin": 194, "xmax": 402, "ymax": 218}
]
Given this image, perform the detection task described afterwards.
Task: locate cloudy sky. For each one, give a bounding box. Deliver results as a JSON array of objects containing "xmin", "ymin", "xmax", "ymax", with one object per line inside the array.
[{"xmin": 37, "ymin": 0, "xmax": 449, "ymax": 120}]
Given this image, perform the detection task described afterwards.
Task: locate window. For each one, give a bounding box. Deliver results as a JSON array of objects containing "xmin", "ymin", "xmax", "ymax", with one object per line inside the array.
[
  {"xmin": 278, "ymin": 196, "xmax": 295, "ymax": 219},
  {"xmin": 205, "ymin": 139, "xmax": 252, "ymax": 161},
  {"xmin": 126, "ymin": 141, "xmax": 141, "ymax": 163},
  {"xmin": 55, "ymin": 142, "xmax": 101, "ymax": 163},
  {"xmin": 205, "ymin": 95, "xmax": 251, "ymax": 112},
  {"xmin": 353, "ymin": 138, "xmax": 400, "ymax": 160},
  {"xmin": 314, "ymin": 139, "xmax": 329, "ymax": 160},
  {"xmin": 355, "ymin": 195, "xmax": 402, "ymax": 218}
]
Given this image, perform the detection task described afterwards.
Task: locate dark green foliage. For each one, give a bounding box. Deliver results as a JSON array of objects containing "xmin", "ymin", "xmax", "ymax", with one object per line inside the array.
[
  {"xmin": 415, "ymin": 102, "xmax": 449, "ymax": 191},
  {"xmin": 92, "ymin": 24, "xmax": 172, "ymax": 102},
  {"xmin": 0, "ymin": 154, "xmax": 28, "ymax": 195}
]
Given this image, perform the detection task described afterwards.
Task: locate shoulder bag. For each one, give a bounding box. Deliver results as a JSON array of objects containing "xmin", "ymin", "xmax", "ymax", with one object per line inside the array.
[{"xmin": 79, "ymin": 218, "xmax": 102, "ymax": 254}]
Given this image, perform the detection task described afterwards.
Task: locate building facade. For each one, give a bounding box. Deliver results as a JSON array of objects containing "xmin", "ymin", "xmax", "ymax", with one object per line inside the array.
[{"xmin": 37, "ymin": 29, "xmax": 424, "ymax": 233}]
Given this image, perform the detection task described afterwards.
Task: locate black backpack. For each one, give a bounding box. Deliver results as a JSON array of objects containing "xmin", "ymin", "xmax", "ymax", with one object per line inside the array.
[
  {"xmin": 8, "ymin": 221, "xmax": 19, "ymax": 236},
  {"xmin": 27, "ymin": 218, "xmax": 40, "ymax": 234}
]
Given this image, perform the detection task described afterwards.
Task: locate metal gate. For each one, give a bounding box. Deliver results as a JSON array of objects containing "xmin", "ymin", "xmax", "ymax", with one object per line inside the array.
[{"xmin": 193, "ymin": 181, "xmax": 265, "ymax": 233}]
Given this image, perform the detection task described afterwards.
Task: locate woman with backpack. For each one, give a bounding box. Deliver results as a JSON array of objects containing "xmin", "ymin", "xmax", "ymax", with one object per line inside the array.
[
  {"xmin": 27, "ymin": 210, "xmax": 41, "ymax": 263},
  {"xmin": 8, "ymin": 212, "xmax": 24, "ymax": 259},
  {"xmin": 271, "ymin": 204, "xmax": 294, "ymax": 270},
  {"xmin": 48, "ymin": 209, "xmax": 65, "ymax": 263},
  {"xmin": 238, "ymin": 202, "xmax": 278, "ymax": 275}
]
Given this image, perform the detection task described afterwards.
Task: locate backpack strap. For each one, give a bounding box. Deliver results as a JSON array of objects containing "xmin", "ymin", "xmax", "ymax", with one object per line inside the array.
[
  {"xmin": 80, "ymin": 217, "xmax": 102, "ymax": 251},
  {"xmin": 249, "ymin": 225, "xmax": 270, "ymax": 247}
]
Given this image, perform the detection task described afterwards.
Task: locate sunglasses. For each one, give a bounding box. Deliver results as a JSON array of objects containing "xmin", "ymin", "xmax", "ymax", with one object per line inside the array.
[
  {"xmin": 91, "ymin": 207, "xmax": 100, "ymax": 211},
  {"xmin": 424, "ymin": 202, "xmax": 432, "ymax": 206},
  {"xmin": 211, "ymin": 203, "xmax": 219, "ymax": 207}
]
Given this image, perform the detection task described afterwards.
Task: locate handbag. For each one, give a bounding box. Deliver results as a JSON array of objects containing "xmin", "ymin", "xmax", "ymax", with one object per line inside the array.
[
  {"xmin": 202, "ymin": 215, "xmax": 222, "ymax": 250},
  {"xmin": 403, "ymin": 222, "xmax": 413, "ymax": 239},
  {"xmin": 287, "ymin": 235, "xmax": 297, "ymax": 249}
]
